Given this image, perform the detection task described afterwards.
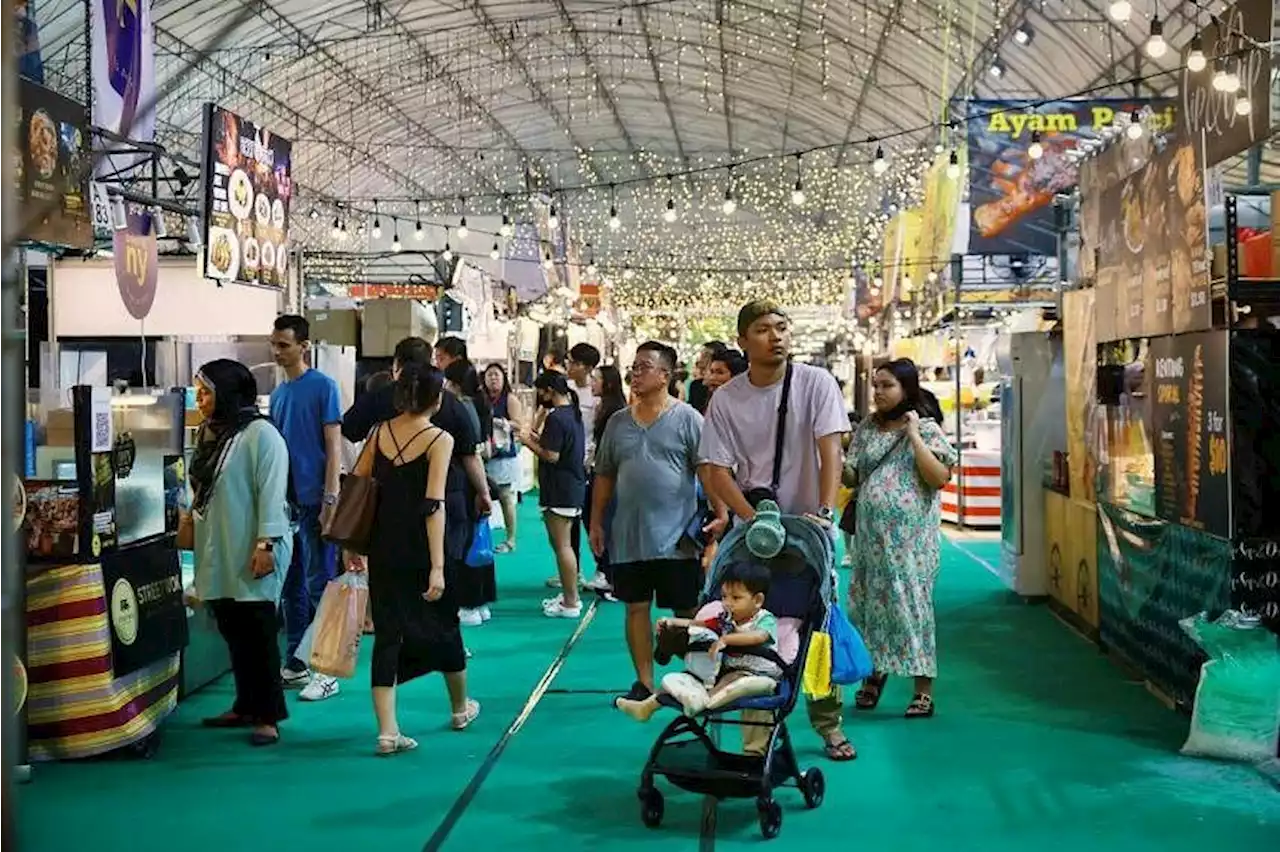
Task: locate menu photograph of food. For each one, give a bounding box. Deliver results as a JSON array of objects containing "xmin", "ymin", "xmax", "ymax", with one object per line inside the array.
[
  {"xmin": 1162, "ymin": 141, "xmax": 1211, "ymax": 333},
  {"xmin": 201, "ymin": 103, "xmax": 292, "ymax": 288},
  {"xmin": 22, "ymin": 481, "xmax": 82, "ymax": 560},
  {"xmin": 15, "ymin": 78, "xmax": 92, "ymax": 250},
  {"xmin": 1150, "ymin": 331, "xmax": 1229, "ymax": 538}
]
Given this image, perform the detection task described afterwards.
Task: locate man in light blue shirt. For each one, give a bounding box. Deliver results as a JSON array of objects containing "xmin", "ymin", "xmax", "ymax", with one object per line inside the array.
[
  {"xmin": 590, "ymin": 341, "xmax": 704, "ymax": 700},
  {"xmin": 269, "ymin": 315, "xmax": 343, "ymax": 701}
]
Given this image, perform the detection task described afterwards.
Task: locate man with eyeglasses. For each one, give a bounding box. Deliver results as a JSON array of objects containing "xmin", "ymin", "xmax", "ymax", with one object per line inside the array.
[{"xmin": 590, "ymin": 341, "xmax": 705, "ymax": 700}]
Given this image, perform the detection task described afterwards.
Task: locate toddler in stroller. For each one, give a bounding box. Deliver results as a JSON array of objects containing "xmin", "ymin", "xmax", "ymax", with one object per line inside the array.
[
  {"xmin": 616, "ymin": 562, "xmax": 782, "ymax": 721},
  {"xmin": 623, "ymin": 506, "xmax": 833, "ymax": 840}
]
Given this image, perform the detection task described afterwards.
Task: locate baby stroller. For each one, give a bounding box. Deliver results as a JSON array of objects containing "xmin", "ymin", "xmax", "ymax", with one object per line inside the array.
[{"xmin": 636, "ymin": 514, "xmax": 834, "ymax": 839}]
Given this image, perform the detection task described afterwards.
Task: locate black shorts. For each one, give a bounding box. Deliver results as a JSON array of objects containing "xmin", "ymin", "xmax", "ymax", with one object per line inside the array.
[{"xmin": 612, "ymin": 558, "xmax": 703, "ymax": 612}]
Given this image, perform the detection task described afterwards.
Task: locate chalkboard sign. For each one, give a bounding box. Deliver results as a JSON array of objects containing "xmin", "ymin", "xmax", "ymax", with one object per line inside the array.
[{"xmin": 1149, "ymin": 331, "xmax": 1230, "ymax": 539}]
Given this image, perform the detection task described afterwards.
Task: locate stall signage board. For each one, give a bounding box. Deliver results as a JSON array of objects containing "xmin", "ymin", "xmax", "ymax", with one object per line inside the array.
[
  {"xmin": 200, "ymin": 103, "xmax": 293, "ymax": 288},
  {"xmin": 15, "ymin": 77, "xmax": 93, "ymax": 249},
  {"xmin": 966, "ymin": 98, "xmax": 1174, "ymax": 257},
  {"xmin": 112, "ymin": 202, "xmax": 159, "ymax": 320},
  {"xmin": 1150, "ymin": 331, "xmax": 1230, "ymax": 539},
  {"xmin": 1096, "ymin": 140, "xmax": 1209, "ymax": 340},
  {"xmin": 1178, "ymin": 0, "xmax": 1275, "ymax": 167},
  {"xmin": 100, "ymin": 538, "xmax": 189, "ymax": 677}
]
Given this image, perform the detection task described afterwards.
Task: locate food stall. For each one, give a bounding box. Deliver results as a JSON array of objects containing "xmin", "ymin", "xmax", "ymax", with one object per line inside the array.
[{"xmin": 21, "ymin": 385, "xmax": 189, "ymax": 760}]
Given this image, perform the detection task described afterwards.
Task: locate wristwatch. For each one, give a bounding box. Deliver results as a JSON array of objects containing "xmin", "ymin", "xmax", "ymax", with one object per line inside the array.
[
  {"xmin": 816, "ymin": 506, "xmax": 835, "ymax": 523},
  {"xmin": 322, "ymin": 493, "xmax": 339, "ymax": 507},
  {"xmin": 256, "ymin": 539, "xmax": 275, "ymax": 552}
]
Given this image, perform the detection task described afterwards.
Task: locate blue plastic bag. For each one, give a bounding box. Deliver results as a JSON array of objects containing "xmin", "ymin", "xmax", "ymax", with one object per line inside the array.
[
  {"xmin": 465, "ymin": 519, "xmax": 494, "ymax": 568},
  {"xmin": 827, "ymin": 604, "xmax": 875, "ymax": 685}
]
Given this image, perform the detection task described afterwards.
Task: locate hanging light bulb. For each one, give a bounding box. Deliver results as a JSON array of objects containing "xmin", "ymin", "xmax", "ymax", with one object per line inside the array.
[
  {"xmin": 1187, "ymin": 34, "xmax": 1207, "ymax": 73},
  {"xmin": 988, "ymin": 57, "xmax": 1005, "ymax": 79},
  {"xmin": 489, "ymin": 242, "xmax": 500, "ymax": 260},
  {"xmin": 442, "ymin": 243, "xmax": 453, "ymax": 262},
  {"xmin": 791, "ymin": 179, "xmax": 806, "ymax": 206},
  {"xmin": 356, "ymin": 222, "xmax": 366, "ymax": 236},
  {"xmin": 1235, "ymin": 95, "xmax": 1253, "ymax": 116},
  {"xmin": 548, "ymin": 205, "xmax": 559, "ymax": 231},
  {"xmin": 872, "ymin": 146, "xmax": 888, "ymax": 175},
  {"xmin": 371, "ymin": 217, "xmax": 382, "ymax": 239},
  {"xmin": 391, "ymin": 231, "xmax": 402, "ymax": 253},
  {"xmin": 722, "ymin": 187, "xmax": 737, "ymax": 215},
  {"xmin": 1126, "ymin": 111, "xmax": 1144, "ymax": 140},
  {"xmin": 1145, "ymin": 16, "xmax": 1166, "ymax": 59},
  {"xmin": 663, "ymin": 197, "xmax": 677, "ymax": 223},
  {"xmin": 608, "ymin": 205, "xmax": 621, "ymax": 230},
  {"xmin": 542, "ymin": 250, "xmax": 553, "ymax": 270},
  {"xmin": 1107, "ymin": 1, "xmax": 1130, "ymax": 23},
  {"xmin": 414, "ymin": 220, "xmax": 424, "ymax": 241},
  {"xmin": 624, "ymin": 266, "xmax": 635, "ymax": 280},
  {"xmin": 587, "ymin": 261, "xmax": 598, "ymax": 277},
  {"xmin": 457, "ymin": 216, "xmax": 469, "ymax": 240},
  {"xmin": 499, "ymin": 212, "xmax": 513, "ymax": 238},
  {"xmin": 308, "ymin": 208, "xmax": 318, "ymax": 220},
  {"xmin": 665, "ymin": 272, "xmax": 677, "ymax": 286},
  {"xmin": 1027, "ymin": 131, "xmax": 1044, "ymax": 160},
  {"xmin": 946, "ymin": 150, "xmax": 961, "ymax": 178},
  {"xmin": 1013, "ymin": 22, "xmax": 1034, "ymax": 46},
  {"xmin": 1223, "ymin": 65, "xmax": 1241, "ymax": 93},
  {"xmin": 330, "ymin": 217, "xmax": 342, "ymax": 239}
]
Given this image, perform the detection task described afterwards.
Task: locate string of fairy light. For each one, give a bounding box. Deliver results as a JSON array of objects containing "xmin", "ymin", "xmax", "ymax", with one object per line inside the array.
[{"xmin": 285, "ymin": 2, "xmax": 1263, "ymax": 315}]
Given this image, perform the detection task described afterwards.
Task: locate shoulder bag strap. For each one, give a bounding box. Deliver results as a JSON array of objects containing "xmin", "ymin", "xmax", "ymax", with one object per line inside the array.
[
  {"xmin": 770, "ymin": 363, "xmax": 794, "ymax": 493},
  {"xmin": 858, "ymin": 432, "xmax": 907, "ymax": 484}
]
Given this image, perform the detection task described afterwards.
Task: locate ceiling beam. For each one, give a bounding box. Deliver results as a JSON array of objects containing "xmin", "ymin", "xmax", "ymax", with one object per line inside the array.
[
  {"xmin": 715, "ymin": 0, "xmax": 736, "ymax": 154},
  {"xmin": 635, "ymin": 3, "xmax": 688, "ymax": 167},
  {"xmin": 835, "ymin": 0, "xmax": 904, "ymax": 167},
  {"xmin": 778, "ymin": 0, "xmax": 810, "ymax": 154}
]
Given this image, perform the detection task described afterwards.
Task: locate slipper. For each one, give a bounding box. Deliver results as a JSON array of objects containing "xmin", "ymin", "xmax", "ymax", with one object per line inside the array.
[{"xmin": 822, "ymin": 736, "xmax": 857, "ymax": 761}]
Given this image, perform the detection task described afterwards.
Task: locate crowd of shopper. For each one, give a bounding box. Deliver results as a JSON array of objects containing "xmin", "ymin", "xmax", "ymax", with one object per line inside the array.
[{"xmin": 183, "ymin": 302, "xmax": 956, "ymax": 762}]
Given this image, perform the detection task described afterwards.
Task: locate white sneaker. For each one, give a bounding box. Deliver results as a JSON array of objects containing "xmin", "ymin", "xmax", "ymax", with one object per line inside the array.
[
  {"xmin": 478, "ymin": 605, "xmax": 492, "ymax": 622},
  {"xmin": 459, "ymin": 608, "xmax": 483, "ymax": 627},
  {"xmin": 281, "ymin": 666, "xmax": 310, "ymax": 689},
  {"xmin": 543, "ymin": 599, "xmax": 582, "ymax": 618},
  {"xmin": 299, "ymin": 674, "xmax": 340, "ymax": 702},
  {"xmin": 583, "ymin": 574, "xmax": 613, "ymax": 592}
]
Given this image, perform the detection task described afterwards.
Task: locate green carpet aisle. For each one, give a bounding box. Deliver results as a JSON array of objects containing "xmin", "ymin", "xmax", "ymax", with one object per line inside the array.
[{"xmin": 17, "ymin": 505, "xmax": 1279, "ymax": 852}]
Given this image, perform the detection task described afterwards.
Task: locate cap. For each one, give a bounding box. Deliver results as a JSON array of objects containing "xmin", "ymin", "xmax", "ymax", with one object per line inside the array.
[{"xmin": 737, "ymin": 299, "xmax": 789, "ymax": 336}]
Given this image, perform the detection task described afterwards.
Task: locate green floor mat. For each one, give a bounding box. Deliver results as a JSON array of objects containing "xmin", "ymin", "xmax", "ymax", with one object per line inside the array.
[{"xmin": 16, "ymin": 508, "xmax": 1278, "ymax": 852}]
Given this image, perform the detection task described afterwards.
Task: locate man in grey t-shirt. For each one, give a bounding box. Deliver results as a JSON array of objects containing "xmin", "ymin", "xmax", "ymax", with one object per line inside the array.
[
  {"xmin": 698, "ymin": 299, "xmax": 855, "ymax": 761},
  {"xmin": 590, "ymin": 342, "xmax": 704, "ymax": 698}
]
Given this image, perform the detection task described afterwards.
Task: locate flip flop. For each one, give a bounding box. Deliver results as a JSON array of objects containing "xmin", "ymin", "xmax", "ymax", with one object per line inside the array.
[{"xmin": 823, "ymin": 735, "xmax": 857, "ymax": 761}]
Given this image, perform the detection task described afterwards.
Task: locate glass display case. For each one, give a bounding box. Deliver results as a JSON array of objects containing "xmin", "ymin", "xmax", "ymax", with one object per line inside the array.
[{"xmin": 1096, "ymin": 339, "xmax": 1156, "ymax": 517}]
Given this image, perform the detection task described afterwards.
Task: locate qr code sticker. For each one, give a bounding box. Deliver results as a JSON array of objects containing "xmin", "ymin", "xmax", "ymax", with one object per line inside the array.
[{"xmin": 94, "ymin": 412, "xmax": 111, "ymax": 449}]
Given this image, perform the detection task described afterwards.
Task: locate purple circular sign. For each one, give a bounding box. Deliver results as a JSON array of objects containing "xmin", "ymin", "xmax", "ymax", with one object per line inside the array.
[{"xmin": 113, "ymin": 205, "xmax": 158, "ymax": 320}]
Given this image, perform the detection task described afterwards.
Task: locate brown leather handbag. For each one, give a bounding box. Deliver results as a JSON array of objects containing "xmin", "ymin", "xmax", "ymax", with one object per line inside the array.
[{"xmin": 321, "ymin": 425, "xmax": 381, "ymax": 554}]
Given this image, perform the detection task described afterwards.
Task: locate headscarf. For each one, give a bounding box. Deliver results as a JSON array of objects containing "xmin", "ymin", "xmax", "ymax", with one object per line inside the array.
[{"xmin": 190, "ymin": 359, "xmax": 266, "ymax": 513}]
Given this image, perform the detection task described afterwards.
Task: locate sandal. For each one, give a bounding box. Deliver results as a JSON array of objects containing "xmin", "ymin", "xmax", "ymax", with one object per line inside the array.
[
  {"xmin": 495, "ymin": 542, "xmax": 515, "ymax": 554},
  {"xmin": 375, "ymin": 733, "xmax": 419, "ymax": 756},
  {"xmin": 905, "ymin": 693, "xmax": 935, "ymax": 718},
  {"xmin": 451, "ymin": 698, "xmax": 481, "ymax": 731},
  {"xmin": 822, "ymin": 735, "xmax": 857, "ymax": 762},
  {"xmin": 854, "ymin": 673, "xmax": 888, "ymax": 710}
]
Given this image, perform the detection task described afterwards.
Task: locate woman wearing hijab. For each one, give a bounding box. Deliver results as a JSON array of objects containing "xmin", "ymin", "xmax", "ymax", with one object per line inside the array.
[
  {"xmin": 844, "ymin": 358, "xmax": 956, "ymax": 719},
  {"xmin": 185, "ymin": 359, "xmax": 293, "ymax": 746}
]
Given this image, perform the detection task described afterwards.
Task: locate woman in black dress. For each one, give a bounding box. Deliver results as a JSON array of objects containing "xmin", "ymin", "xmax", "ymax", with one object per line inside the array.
[
  {"xmin": 346, "ymin": 364, "xmax": 480, "ymax": 756},
  {"xmin": 443, "ymin": 360, "xmax": 497, "ymax": 626}
]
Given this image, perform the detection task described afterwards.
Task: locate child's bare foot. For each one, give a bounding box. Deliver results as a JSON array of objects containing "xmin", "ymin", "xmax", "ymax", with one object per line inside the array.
[{"xmin": 616, "ymin": 697, "xmax": 658, "ymax": 722}]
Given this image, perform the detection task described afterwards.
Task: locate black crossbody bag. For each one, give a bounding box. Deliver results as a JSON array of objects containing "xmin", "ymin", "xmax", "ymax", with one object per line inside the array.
[
  {"xmin": 743, "ymin": 363, "xmax": 794, "ymax": 509},
  {"xmin": 838, "ymin": 432, "xmax": 906, "ymax": 535}
]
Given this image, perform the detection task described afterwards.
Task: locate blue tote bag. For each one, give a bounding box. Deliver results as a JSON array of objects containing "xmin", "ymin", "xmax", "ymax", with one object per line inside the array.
[
  {"xmin": 827, "ymin": 604, "xmax": 875, "ymax": 685},
  {"xmin": 465, "ymin": 519, "xmax": 495, "ymax": 568}
]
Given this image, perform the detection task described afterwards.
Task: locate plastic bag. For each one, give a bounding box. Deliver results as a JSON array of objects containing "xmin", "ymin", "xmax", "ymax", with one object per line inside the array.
[
  {"xmin": 828, "ymin": 604, "xmax": 875, "ymax": 685},
  {"xmin": 465, "ymin": 519, "xmax": 494, "ymax": 568},
  {"xmin": 307, "ymin": 572, "xmax": 369, "ymax": 679},
  {"xmin": 802, "ymin": 630, "xmax": 833, "ymax": 699},
  {"xmin": 1180, "ymin": 610, "xmax": 1280, "ymax": 763}
]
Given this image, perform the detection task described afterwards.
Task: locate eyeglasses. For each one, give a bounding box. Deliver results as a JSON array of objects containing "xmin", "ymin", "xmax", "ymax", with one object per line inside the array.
[{"xmin": 629, "ymin": 362, "xmax": 665, "ymax": 375}]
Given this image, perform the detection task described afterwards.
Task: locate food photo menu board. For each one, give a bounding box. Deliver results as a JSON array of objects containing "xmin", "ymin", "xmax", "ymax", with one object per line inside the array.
[
  {"xmin": 200, "ymin": 104, "xmax": 293, "ymax": 288},
  {"xmin": 14, "ymin": 78, "xmax": 93, "ymax": 249},
  {"xmin": 1149, "ymin": 331, "xmax": 1230, "ymax": 539},
  {"xmin": 1095, "ymin": 140, "xmax": 1209, "ymax": 342}
]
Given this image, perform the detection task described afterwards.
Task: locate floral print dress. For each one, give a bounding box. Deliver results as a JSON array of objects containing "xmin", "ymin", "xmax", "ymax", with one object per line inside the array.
[{"xmin": 846, "ymin": 418, "xmax": 957, "ymax": 678}]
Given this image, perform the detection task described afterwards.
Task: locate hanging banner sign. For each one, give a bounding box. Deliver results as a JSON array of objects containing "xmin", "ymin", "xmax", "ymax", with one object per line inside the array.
[
  {"xmin": 1178, "ymin": 0, "xmax": 1275, "ymax": 167},
  {"xmin": 15, "ymin": 78, "xmax": 93, "ymax": 249},
  {"xmin": 966, "ymin": 98, "xmax": 1175, "ymax": 257},
  {"xmin": 113, "ymin": 202, "xmax": 159, "ymax": 320},
  {"xmin": 90, "ymin": 0, "xmax": 156, "ymax": 178}
]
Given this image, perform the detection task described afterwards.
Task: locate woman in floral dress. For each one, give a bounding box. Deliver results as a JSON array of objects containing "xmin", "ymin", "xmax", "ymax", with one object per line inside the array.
[{"xmin": 845, "ymin": 359, "xmax": 956, "ymax": 718}]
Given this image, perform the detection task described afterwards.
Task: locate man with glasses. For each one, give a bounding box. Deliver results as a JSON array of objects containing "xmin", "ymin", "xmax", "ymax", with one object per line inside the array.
[{"xmin": 590, "ymin": 342, "xmax": 704, "ymax": 700}]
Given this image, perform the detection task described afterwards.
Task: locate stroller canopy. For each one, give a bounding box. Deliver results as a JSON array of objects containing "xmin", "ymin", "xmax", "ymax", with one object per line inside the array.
[{"xmin": 704, "ymin": 515, "xmax": 835, "ymax": 610}]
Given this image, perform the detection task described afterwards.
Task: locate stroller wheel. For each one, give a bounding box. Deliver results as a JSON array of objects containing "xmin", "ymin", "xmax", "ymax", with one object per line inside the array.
[
  {"xmin": 800, "ymin": 767, "xmax": 825, "ymax": 809},
  {"xmin": 639, "ymin": 788, "xmax": 665, "ymax": 829},
  {"xmin": 757, "ymin": 798, "xmax": 783, "ymax": 839}
]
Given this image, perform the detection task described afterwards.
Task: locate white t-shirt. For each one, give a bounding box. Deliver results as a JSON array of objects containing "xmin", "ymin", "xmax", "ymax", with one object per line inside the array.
[
  {"xmin": 697, "ymin": 362, "xmax": 848, "ymax": 516},
  {"xmin": 576, "ymin": 383, "xmax": 599, "ymax": 465}
]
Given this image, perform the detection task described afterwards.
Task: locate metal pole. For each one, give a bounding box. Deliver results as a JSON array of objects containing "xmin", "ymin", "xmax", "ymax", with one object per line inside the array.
[
  {"xmin": 3, "ymin": 10, "xmax": 27, "ymax": 850},
  {"xmin": 953, "ymin": 260, "xmax": 965, "ymax": 531}
]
